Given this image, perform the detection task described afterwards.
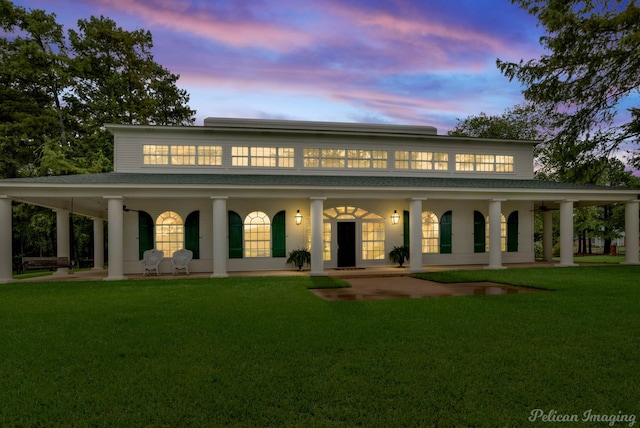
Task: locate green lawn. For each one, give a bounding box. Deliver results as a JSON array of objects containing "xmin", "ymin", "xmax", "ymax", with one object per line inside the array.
[{"xmin": 1, "ymin": 266, "xmax": 639, "ymax": 427}]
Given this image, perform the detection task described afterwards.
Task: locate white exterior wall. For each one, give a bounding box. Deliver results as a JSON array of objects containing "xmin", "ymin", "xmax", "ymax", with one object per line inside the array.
[
  {"xmin": 120, "ymin": 195, "xmax": 534, "ymax": 274},
  {"xmin": 122, "ymin": 199, "xmax": 214, "ymax": 275},
  {"xmin": 112, "ymin": 127, "xmax": 536, "ymax": 180},
  {"xmin": 3, "ymin": 119, "xmax": 639, "ymax": 278},
  {"xmin": 110, "ymin": 120, "xmax": 538, "ymax": 274}
]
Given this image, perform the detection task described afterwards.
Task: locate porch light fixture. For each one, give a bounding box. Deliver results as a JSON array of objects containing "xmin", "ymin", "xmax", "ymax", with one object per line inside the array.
[
  {"xmin": 295, "ymin": 210, "xmax": 303, "ymax": 225},
  {"xmin": 391, "ymin": 210, "xmax": 400, "ymax": 225}
]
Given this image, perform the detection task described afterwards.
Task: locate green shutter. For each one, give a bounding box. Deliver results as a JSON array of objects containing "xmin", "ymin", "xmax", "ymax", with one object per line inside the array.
[
  {"xmin": 185, "ymin": 211, "xmax": 200, "ymax": 259},
  {"xmin": 440, "ymin": 211, "xmax": 452, "ymax": 254},
  {"xmin": 473, "ymin": 211, "xmax": 486, "ymax": 253},
  {"xmin": 272, "ymin": 210, "xmax": 286, "ymax": 257},
  {"xmin": 403, "ymin": 210, "xmax": 410, "ymax": 248},
  {"xmin": 228, "ymin": 211, "xmax": 243, "ymax": 259},
  {"xmin": 138, "ymin": 211, "xmax": 154, "ymax": 259},
  {"xmin": 507, "ymin": 211, "xmax": 519, "ymax": 252}
]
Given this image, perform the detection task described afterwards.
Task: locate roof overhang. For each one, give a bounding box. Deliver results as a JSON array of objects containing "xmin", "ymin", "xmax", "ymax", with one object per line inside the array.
[{"xmin": 1, "ymin": 173, "xmax": 637, "ymax": 218}]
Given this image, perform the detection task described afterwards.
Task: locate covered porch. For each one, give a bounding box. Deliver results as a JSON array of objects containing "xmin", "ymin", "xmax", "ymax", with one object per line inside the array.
[{"xmin": 0, "ymin": 174, "xmax": 638, "ymax": 283}]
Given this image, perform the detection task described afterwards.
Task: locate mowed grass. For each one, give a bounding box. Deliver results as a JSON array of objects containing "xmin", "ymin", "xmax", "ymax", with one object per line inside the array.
[{"xmin": 1, "ymin": 267, "xmax": 639, "ymax": 427}]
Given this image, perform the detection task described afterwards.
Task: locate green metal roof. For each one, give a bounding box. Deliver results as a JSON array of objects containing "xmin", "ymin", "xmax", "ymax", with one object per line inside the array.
[{"xmin": 1, "ymin": 172, "xmax": 636, "ymax": 192}]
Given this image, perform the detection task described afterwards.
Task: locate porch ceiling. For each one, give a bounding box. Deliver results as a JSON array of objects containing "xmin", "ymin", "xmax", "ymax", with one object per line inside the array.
[{"xmin": 2, "ymin": 172, "xmax": 638, "ymax": 218}]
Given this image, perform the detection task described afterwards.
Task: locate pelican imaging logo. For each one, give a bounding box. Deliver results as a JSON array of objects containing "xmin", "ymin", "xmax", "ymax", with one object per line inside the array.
[{"xmin": 528, "ymin": 409, "xmax": 636, "ymax": 426}]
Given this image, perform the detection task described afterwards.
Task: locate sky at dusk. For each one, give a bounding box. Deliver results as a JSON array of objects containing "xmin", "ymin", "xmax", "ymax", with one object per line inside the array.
[{"xmin": 12, "ymin": 0, "xmax": 547, "ymax": 133}]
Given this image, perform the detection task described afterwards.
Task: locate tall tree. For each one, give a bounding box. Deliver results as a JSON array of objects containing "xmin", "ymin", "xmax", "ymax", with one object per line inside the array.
[
  {"xmin": 0, "ymin": 2, "xmax": 196, "ymax": 178},
  {"xmin": 497, "ymin": 0, "xmax": 640, "ymax": 168},
  {"xmin": 66, "ymin": 15, "xmax": 195, "ymax": 168},
  {"xmin": 0, "ymin": 0, "xmax": 70, "ymax": 178},
  {"xmin": 1, "ymin": 1, "xmax": 197, "ymax": 263}
]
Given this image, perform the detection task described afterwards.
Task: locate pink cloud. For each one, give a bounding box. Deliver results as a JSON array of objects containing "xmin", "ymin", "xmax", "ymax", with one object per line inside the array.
[
  {"xmin": 83, "ymin": 0, "xmax": 314, "ymax": 51},
  {"xmin": 315, "ymin": 2, "xmax": 525, "ymax": 71}
]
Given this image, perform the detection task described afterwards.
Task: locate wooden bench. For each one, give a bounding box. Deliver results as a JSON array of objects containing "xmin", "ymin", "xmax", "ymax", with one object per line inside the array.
[{"xmin": 22, "ymin": 257, "xmax": 73, "ymax": 271}]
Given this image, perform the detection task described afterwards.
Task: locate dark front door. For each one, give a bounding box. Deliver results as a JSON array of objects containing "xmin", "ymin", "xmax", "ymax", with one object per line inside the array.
[{"xmin": 337, "ymin": 222, "xmax": 356, "ymax": 267}]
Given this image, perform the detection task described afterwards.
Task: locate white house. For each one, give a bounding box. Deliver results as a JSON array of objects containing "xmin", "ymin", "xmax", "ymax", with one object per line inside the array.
[{"xmin": 0, "ymin": 117, "xmax": 638, "ymax": 282}]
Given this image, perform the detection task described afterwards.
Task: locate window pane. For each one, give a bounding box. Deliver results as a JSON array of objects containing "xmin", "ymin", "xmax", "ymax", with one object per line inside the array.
[
  {"xmin": 434, "ymin": 152, "xmax": 449, "ymax": 170},
  {"xmin": 456, "ymin": 154, "xmax": 475, "ymax": 171},
  {"xmin": 395, "ymin": 151, "xmax": 410, "ymax": 169},
  {"xmin": 323, "ymin": 222, "xmax": 331, "ymax": 261},
  {"xmin": 232, "ymin": 147, "xmax": 249, "ymax": 166},
  {"xmin": 422, "ymin": 211, "xmax": 439, "ymax": 253},
  {"xmin": 371, "ymin": 150, "xmax": 388, "ymax": 168},
  {"xmin": 321, "ymin": 149, "xmax": 345, "ymax": 168},
  {"xmin": 496, "ymin": 155, "xmax": 514, "ymax": 172},
  {"xmin": 244, "ymin": 211, "xmax": 271, "ymax": 257},
  {"xmin": 486, "ymin": 214, "xmax": 507, "ymax": 252},
  {"xmin": 362, "ymin": 222, "xmax": 385, "ymax": 260},
  {"xmin": 304, "ymin": 148, "xmax": 319, "ymax": 167},
  {"xmin": 347, "ymin": 150, "xmax": 371, "ymax": 168},
  {"xmin": 476, "ymin": 154, "xmax": 495, "ymax": 172},
  {"xmin": 198, "ymin": 146, "xmax": 222, "ymax": 166},
  {"xmin": 155, "ymin": 211, "xmax": 184, "ymax": 256},
  {"xmin": 278, "ymin": 147, "xmax": 295, "ymax": 168},
  {"xmin": 143, "ymin": 145, "xmax": 169, "ymax": 165},
  {"xmin": 171, "ymin": 145, "xmax": 196, "ymax": 165},
  {"xmin": 251, "ymin": 147, "xmax": 277, "ymax": 167}
]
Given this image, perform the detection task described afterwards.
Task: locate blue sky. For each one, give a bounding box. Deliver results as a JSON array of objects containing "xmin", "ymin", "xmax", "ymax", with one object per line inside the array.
[{"xmin": 13, "ymin": 0, "xmax": 546, "ymax": 133}]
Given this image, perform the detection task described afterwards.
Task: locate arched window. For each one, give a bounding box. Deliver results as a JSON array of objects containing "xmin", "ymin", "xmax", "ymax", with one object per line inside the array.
[
  {"xmin": 156, "ymin": 211, "xmax": 184, "ymax": 256},
  {"xmin": 422, "ymin": 211, "xmax": 439, "ymax": 253},
  {"xmin": 244, "ymin": 211, "xmax": 271, "ymax": 257}
]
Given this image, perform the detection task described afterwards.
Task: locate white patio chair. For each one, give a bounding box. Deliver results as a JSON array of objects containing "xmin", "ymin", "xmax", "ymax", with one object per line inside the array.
[
  {"xmin": 171, "ymin": 249, "xmax": 193, "ymax": 275},
  {"xmin": 141, "ymin": 249, "xmax": 164, "ymax": 276}
]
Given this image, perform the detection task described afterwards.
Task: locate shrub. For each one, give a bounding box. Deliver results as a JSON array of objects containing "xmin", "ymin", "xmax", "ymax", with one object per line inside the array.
[
  {"xmin": 286, "ymin": 248, "xmax": 311, "ymax": 271},
  {"xmin": 388, "ymin": 246, "xmax": 410, "ymax": 267}
]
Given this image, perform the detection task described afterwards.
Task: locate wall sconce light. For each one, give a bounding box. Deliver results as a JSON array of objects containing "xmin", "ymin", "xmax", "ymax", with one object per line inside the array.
[
  {"xmin": 295, "ymin": 210, "xmax": 303, "ymax": 225},
  {"xmin": 391, "ymin": 210, "xmax": 400, "ymax": 225}
]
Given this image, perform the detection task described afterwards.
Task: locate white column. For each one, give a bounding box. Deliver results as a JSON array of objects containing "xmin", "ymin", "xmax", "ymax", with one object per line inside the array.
[
  {"xmin": 211, "ymin": 197, "xmax": 229, "ymax": 278},
  {"xmin": 310, "ymin": 197, "xmax": 327, "ymax": 276},
  {"xmin": 0, "ymin": 196, "xmax": 14, "ymax": 284},
  {"xmin": 556, "ymin": 200, "xmax": 577, "ymax": 267},
  {"xmin": 542, "ymin": 210, "xmax": 553, "ymax": 262},
  {"xmin": 408, "ymin": 198, "xmax": 425, "ymax": 273},
  {"xmin": 54, "ymin": 208, "xmax": 70, "ymax": 275},
  {"xmin": 104, "ymin": 196, "xmax": 126, "ymax": 280},
  {"xmin": 92, "ymin": 218, "xmax": 104, "ymax": 270},
  {"xmin": 623, "ymin": 200, "xmax": 639, "ymax": 265},
  {"xmin": 486, "ymin": 199, "xmax": 506, "ymax": 270}
]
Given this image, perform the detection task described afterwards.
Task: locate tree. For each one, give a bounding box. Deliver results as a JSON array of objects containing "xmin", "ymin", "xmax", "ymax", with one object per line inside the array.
[
  {"xmin": 65, "ymin": 15, "xmax": 196, "ymax": 168},
  {"xmin": 0, "ymin": 1, "xmax": 197, "ymax": 264},
  {"xmin": 0, "ymin": 2, "xmax": 196, "ymax": 178},
  {"xmin": 449, "ymin": 104, "xmax": 551, "ymax": 172},
  {"xmin": 0, "ymin": 0, "xmax": 71, "ymax": 178},
  {"xmin": 448, "ymin": 104, "xmax": 546, "ymax": 141},
  {"xmin": 497, "ymin": 0, "xmax": 640, "ymax": 167}
]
